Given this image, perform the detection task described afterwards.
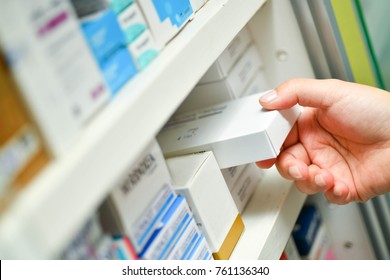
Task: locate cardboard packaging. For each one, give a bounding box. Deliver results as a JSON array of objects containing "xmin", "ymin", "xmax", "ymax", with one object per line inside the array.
[
  {"xmin": 292, "ymin": 204, "xmax": 322, "ymax": 256},
  {"xmin": 158, "ymin": 91, "xmax": 301, "ymax": 169},
  {"xmin": 136, "ymin": 0, "xmax": 194, "ymax": 49},
  {"xmin": 128, "ymin": 29, "xmax": 159, "ymax": 70},
  {"xmin": 178, "ymin": 43, "xmax": 262, "ymax": 113},
  {"xmin": 165, "ymin": 151, "xmax": 243, "ymax": 259},
  {"xmin": 117, "ymin": 2, "xmax": 159, "ymax": 70},
  {"xmin": 199, "ymin": 27, "xmax": 252, "ymax": 84},
  {"xmin": 166, "ymin": 216, "xmax": 201, "ymax": 260},
  {"xmin": 117, "ymin": 2, "xmax": 147, "ymax": 45},
  {"xmin": 187, "ymin": 234, "xmax": 213, "ymax": 260},
  {"xmin": 108, "ymin": 0, "xmax": 134, "ymax": 15},
  {"xmin": 78, "ymin": 9, "xmax": 138, "ymax": 94},
  {"xmin": 112, "ymin": 236, "xmax": 139, "ymax": 260},
  {"xmin": 241, "ymin": 69, "xmax": 271, "ymax": 97},
  {"xmin": 221, "ymin": 164, "xmax": 247, "ymax": 191},
  {"xmin": 229, "ymin": 163, "xmax": 264, "ymax": 213},
  {"xmin": 99, "ymin": 139, "xmax": 176, "ymax": 254},
  {"xmin": 139, "ymin": 195, "xmax": 192, "ymax": 260}
]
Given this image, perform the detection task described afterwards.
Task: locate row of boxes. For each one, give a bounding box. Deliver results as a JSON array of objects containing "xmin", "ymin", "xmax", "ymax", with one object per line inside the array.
[
  {"xmin": 176, "ymin": 26, "xmax": 271, "ymax": 114},
  {"xmin": 160, "ymin": 26, "xmax": 290, "ymax": 215},
  {"xmin": 0, "ymin": 0, "xmax": 210, "ymax": 214},
  {"xmin": 62, "ymin": 135, "xmax": 270, "ymax": 260}
]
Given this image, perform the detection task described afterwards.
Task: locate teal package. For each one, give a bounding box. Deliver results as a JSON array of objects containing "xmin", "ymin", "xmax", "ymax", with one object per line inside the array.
[
  {"xmin": 108, "ymin": 0, "xmax": 134, "ymax": 14},
  {"xmin": 136, "ymin": 49, "xmax": 159, "ymax": 70},
  {"xmin": 122, "ymin": 23, "xmax": 147, "ymax": 44},
  {"xmin": 152, "ymin": 0, "xmax": 193, "ymax": 27}
]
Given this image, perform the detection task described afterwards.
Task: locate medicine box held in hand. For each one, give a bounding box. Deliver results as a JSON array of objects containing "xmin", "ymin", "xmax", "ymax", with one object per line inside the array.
[{"xmin": 157, "ymin": 91, "xmax": 301, "ymax": 169}]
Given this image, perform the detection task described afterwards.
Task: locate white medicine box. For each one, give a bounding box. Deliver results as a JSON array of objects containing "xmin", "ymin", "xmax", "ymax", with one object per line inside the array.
[
  {"xmin": 177, "ymin": 43, "xmax": 263, "ymax": 113},
  {"xmin": 199, "ymin": 27, "xmax": 253, "ymax": 84},
  {"xmin": 165, "ymin": 151, "xmax": 242, "ymax": 255},
  {"xmin": 157, "ymin": 91, "xmax": 301, "ymax": 169}
]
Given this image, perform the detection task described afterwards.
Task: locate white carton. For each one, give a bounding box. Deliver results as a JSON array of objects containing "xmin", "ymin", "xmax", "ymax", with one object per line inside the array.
[
  {"xmin": 157, "ymin": 91, "xmax": 301, "ymax": 169},
  {"xmin": 165, "ymin": 151, "xmax": 240, "ymax": 253},
  {"xmin": 117, "ymin": 2, "xmax": 148, "ymax": 44},
  {"xmin": 128, "ymin": 29, "xmax": 159, "ymax": 70},
  {"xmin": 230, "ymin": 163, "xmax": 264, "ymax": 213},
  {"xmin": 199, "ymin": 27, "xmax": 252, "ymax": 84},
  {"xmin": 99, "ymin": 139, "xmax": 176, "ymax": 253},
  {"xmin": 178, "ymin": 44, "xmax": 262, "ymax": 113},
  {"xmin": 241, "ymin": 70, "xmax": 271, "ymax": 97},
  {"xmin": 221, "ymin": 164, "xmax": 247, "ymax": 191}
]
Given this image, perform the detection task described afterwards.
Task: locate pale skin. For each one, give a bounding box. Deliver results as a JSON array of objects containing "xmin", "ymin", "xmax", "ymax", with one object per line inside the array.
[{"xmin": 256, "ymin": 78, "xmax": 390, "ymax": 205}]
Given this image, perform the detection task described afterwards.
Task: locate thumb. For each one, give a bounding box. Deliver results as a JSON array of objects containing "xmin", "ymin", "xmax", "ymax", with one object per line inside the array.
[{"xmin": 259, "ymin": 78, "xmax": 344, "ymax": 110}]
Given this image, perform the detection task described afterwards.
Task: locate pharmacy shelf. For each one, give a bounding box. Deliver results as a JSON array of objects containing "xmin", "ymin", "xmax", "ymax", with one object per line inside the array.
[
  {"xmin": 0, "ymin": 0, "xmax": 267, "ymax": 259},
  {"xmin": 230, "ymin": 166, "xmax": 307, "ymax": 260}
]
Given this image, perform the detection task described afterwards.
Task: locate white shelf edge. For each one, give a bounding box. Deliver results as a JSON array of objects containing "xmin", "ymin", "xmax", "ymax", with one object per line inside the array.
[
  {"xmin": 0, "ymin": 0, "xmax": 267, "ymax": 259},
  {"xmin": 230, "ymin": 166, "xmax": 307, "ymax": 260}
]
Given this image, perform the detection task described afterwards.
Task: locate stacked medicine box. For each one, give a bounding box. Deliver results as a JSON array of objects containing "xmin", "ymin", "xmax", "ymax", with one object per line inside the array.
[
  {"xmin": 110, "ymin": 0, "xmax": 159, "ymax": 71},
  {"xmin": 156, "ymin": 90, "xmax": 300, "ymax": 212},
  {"xmin": 0, "ymin": 0, "xmax": 209, "ymax": 162},
  {"xmin": 165, "ymin": 151, "xmax": 245, "ymax": 259},
  {"xmin": 176, "ymin": 26, "xmax": 271, "ymax": 114},
  {"xmin": 172, "ymin": 26, "xmax": 272, "ymax": 212},
  {"xmin": 70, "ymin": 0, "xmax": 138, "ymax": 95},
  {"xmin": 99, "ymin": 139, "xmax": 213, "ymax": 260},
  {"xmin": 0, "ymin": 0, "xmax": 111, "ymax": 157}
]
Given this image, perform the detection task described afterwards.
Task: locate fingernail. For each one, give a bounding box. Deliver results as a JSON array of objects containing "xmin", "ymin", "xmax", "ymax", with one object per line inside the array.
[
  {"xmin": 288, "ymin": 166, "xmax": 302, "ymax": 179},
  {"xmin": 260, "ymin": 90, "xmax": 278, "ymax": 103},
  {"xmin": 315, "ymin": 174, "xmax": 326, "ymax": 188},
  {"xmin": 333, "ymin": 187, "xmax": 343, "ymax": 197}
]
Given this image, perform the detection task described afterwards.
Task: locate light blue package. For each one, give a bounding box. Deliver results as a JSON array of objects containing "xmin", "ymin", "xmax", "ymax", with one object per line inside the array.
[
  {"xmin": 138, "ymin": 196, "xmax": 191, "ymax": 259},
  {"xmin": 152, "ymin": 0, "xmax": 193, "ymax": 28},
  {"xmin": 81, "ymin": 9, "xmax": 138, "ymax": 94},
  {"xmin": 81, "ymin": 9, "xmax": 126, "ymax": 61},
  {"xmin": 99, "ymin": 47, "xmax": 138, "ymax": 94}
]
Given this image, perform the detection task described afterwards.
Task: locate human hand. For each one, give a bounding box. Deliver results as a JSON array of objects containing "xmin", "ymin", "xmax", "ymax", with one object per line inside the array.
[{"xmin": 256, "ymin": 78, "xmax": 390, "ymax": 204}]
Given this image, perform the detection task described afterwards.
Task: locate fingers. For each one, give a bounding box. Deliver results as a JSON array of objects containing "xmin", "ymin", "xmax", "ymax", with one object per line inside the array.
[
  {"xmin": 273, "ymin": 143, "xmax": 335, "ymax": 194},
  {"xmin": 323, "ymin": 182, "xmax": 351, "ymax": 205},
  {"xmin": 256, "ymin": 143, "xmax": 352, "ymax": 204},
  {"xmin": 255, "ymin": 158, "xmax": 276, "ymax": 169},
  {"xmin": 259, "ymin": 78, "xmax": 345, "ymax": 110}
]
